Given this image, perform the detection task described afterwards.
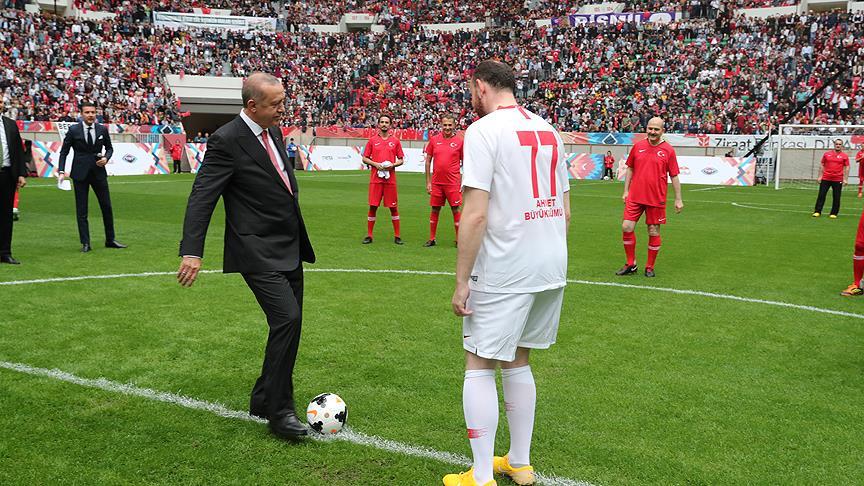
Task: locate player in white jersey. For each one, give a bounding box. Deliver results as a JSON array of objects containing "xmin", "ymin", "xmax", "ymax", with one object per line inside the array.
[{"xmin": 444, "ymin": 60, "xmax": 571, "ymax": 486}]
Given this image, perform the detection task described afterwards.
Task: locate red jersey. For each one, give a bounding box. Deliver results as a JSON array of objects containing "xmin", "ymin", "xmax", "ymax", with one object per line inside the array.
[
  {"xmin": 424, "ymin": 133, "xmax": 463, "ymax": 186},
  {"xmin": 625, "ymin": 139, "xmax": 680, "ymax": 207},
  {"xmin": 856, "ymin": 150, "xmax": 864, "ymax": 177},
  {"xmin": 604, "ymin": 154, "xmax": 614, "ymax": 168},
  {"xmin": 363, "ymin": 134, "xmax": 404, "ymax": 185},
  {"xmin": 820, "ymin": 150, "xmax": 849, "ymax": 182}
]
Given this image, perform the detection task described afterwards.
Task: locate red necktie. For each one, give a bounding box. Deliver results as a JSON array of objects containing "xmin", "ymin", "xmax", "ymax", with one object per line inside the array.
[{"xmin": 260, "ymin": 129, "xmax": 293, "ymax": 195}]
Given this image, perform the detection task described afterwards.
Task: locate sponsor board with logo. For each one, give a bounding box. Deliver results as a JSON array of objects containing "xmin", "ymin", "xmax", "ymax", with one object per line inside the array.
[
  {"xmin": 31, "ymin": 142, "xmax": 170, "ymax": 177},
  {"xmin": 565, "ymin": 153, "xmax": 755, "ymax": 185}
]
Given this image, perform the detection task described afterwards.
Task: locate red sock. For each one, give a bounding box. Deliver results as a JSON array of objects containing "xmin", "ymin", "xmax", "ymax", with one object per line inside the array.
[
  {"xmin": 367, "ymin": 208, "xmax": 377, "ymax": 237},
  {"xmin": 429, "ymin": 210, "xmax": 440, "ymax": 240},
  {"xmin": 646, "ymin": 235, "xmax": 662, "ymax": 270},
  {"xmin": 623, "ymin": 231, "xmax": 636, "ymax": 265},
  {"xmin": 13, "ymin": 190, "xmax": 19, "ymax": 209},
  {"xmin": 452, "ymin": 209, "xmax": 461, "ymax": 239},
  {"xmin": 854, "ymin": 255, "xmax": 864, "ymax": 287},
  {"xmin": 390, "ymin": 207, "xmax": 400, "ymax": 238}
]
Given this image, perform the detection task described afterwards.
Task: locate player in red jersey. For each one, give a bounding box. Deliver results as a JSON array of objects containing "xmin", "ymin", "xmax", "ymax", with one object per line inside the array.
[
  {"xmin": 855, "ymin": 145, "xmax": 864, "ymax": 198},
  {"xmin": 603, "ymin": 150, "xmax": 615, "ymax": 180},
  {"xmin": 424, "ymin": 114, "xmax": 463, "ymax": 247},
  {"xmin": 812, "ymin": 139, "xmax": 849, "ymax": 218},
  {"xmin": 616, "ymin": 117, "xmax": 683, "ymax": 278},
  {"xmin": 361, "ymin": 114, "xmax": 405, "ymax": 244},
  {"xmin": 841, "ymin": 205, "xmax": 864, "ymax": 295}
]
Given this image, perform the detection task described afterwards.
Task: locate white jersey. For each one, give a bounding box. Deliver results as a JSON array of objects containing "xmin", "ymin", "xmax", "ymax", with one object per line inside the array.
[{"xmin": 462, "ymin": 105, "xmax": 569, "ymax": 293}]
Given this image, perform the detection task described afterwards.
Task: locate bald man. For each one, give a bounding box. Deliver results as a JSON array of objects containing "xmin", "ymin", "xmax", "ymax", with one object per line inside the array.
[
  {"xmin": 178, "ymin": 72, "xmax": 315, "ymax": 440},
  {"xmin": 617, "ymin": 117, "xmax": 683, "ymax": 278}
]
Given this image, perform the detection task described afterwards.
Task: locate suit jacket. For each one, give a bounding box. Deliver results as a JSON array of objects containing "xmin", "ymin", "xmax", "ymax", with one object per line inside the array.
[
  {"xmin": 1, "ymin": 117, "xmax": 26, "ymax": 179},
  {"xmin": 58, "ymin": 122, "xmax": 114, "ymax": 181},
  {"xmin": 179, "ymin": 116, "xmax": 315, "ymax": 273}
]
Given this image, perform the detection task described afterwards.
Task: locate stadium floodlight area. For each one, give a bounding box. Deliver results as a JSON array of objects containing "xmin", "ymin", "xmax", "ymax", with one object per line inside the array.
[{"xmin": 774, "ymin": 124, "xmax": 864, "ymax": 190}]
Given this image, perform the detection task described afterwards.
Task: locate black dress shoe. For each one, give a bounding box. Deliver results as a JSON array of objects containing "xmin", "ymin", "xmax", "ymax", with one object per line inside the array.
[
  {"xmin": 0, "ymin": 255, "xmax": 20, "ymax": 264},
  {"xmin": 268, "ymin": 413, "xmax": 308, "ymax": 440},
  {"xmin": 105, "ymin": 240, "xmax": 127, "ymax": 249},
  {"xmin": 81, "ymin": 244, "xmax": 91, "ymax": 253}
]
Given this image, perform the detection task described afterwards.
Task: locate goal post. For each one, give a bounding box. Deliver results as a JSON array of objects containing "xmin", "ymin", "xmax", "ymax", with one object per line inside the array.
[{"xmin": 775, "ymin": 124, "xmax": 864, "ymax": 190}]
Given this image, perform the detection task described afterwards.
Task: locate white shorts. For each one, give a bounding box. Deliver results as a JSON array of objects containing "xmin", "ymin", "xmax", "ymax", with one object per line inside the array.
[{"xmin": 462, "ymin": 287, "xmax": 565, "ymax": 362}]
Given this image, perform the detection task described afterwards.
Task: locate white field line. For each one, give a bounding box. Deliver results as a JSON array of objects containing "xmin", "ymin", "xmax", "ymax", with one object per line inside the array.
[
  {"xmin": 0, "ymin": 361, "xmax": 594, "ymax": 486},
  {"xmin": 1, "ymin": 268, "xmax": 862, "ymax": 320},
  {"xmin": 730, "ymin": 202, "xmax": 812, "ymax": 214},
  {"xmin": 688, "ymin": 186, "xmax": 727, "ymax": 192}
]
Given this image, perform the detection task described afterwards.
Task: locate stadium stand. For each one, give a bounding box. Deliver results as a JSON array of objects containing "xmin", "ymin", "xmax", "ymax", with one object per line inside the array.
[{"xmin": 0, "ymin": 6, "xmax": 861, "ymax": 134}]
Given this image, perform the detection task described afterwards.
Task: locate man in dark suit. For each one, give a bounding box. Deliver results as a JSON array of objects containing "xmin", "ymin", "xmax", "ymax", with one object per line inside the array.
[
  {"xmin": 0, "ymin": 98, "xmax": 27, "ymax": 264},
  {"xmin": 177, "ymin": 72, "xmax": 315, "ymax": 440},
  {"xmin": 58, "ymin": 102, "xmax": 126, "ymax": 252}
]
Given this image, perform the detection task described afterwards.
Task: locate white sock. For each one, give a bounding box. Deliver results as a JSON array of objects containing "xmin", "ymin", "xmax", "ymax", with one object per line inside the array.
[
  {"xmin": 463, "ymin": 369, "xmax": 497, "ymax": 484},
  {"xmin": 502, "ymin": 365, "xmax": 536, "ymax": 467}
]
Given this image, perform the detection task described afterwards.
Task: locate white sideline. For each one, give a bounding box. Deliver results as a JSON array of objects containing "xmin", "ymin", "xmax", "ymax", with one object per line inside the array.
[
  {"xmin": 730, "ymin": 202, "xmax": 812, "ymax": 214},
  {"xmin": 1, "ymin": 268, "xmax": 862, "ymax": 321},
  {"xmin": 0, "ymin": 361, "xmax": 594, "ymax": 486}
]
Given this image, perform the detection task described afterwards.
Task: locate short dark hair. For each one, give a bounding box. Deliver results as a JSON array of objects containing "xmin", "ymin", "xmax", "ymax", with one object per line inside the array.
[
  {"xmin": 378, "ymin": 114, "xmax": 392, "ymax": 123},
  {"xmin": 472, "ymin": 60, "xmax": 516, "ymax": 95},
  {"xmin": 441, "ymin": 114, "xmax": 455, "ymax": 122},
  {"xmin": 241, "ymin": 72, "xmax": 281, "ymax": 107},
  {"xmin": 835, "ymin": 138, "xmax": 844, "ymax": 144},
  {"xmin": 80, "ymin": 101, "xmax": 97, "ymax": 111}
]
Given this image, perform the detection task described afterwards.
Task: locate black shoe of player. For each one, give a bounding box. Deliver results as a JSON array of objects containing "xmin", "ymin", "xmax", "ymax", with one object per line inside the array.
[
  {"xmin": 615, "ymin": 264, "xmax": 638, "ymax": 276},
  {"xmin": 423, "ymin": 239, "xmax": 436, "ymax": 247},
  {"xmin": 394, "ymin": 237, "xmax": 404, "ymax": 245},
  {"xmin": 362, "ymin": 236, "xmax": 373, "ymax": 244},
  {"xmin": 645, "ymin": 268, "xmax": 656, "ymax": 278}
]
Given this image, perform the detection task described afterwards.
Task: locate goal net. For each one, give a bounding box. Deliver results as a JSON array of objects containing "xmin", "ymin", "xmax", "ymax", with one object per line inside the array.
[{"xmin": 774, "ymin": 124, "xmax": 864, "ymax": 190}]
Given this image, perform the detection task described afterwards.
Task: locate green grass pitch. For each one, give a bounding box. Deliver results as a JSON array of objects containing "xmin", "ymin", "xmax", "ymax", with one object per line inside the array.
[{"xmin": 1, "ymin": 172, "xmax": 863, "ymax": 485}]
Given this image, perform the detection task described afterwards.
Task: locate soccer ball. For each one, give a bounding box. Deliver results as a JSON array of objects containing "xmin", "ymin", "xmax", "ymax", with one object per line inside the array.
[
  {"xmin": 306, "ymin": 393, "xmax": 347, "ymax": 434},
  {"xmin": 603, "ymin": 176, "xmax": 610, "ymax": 180}
]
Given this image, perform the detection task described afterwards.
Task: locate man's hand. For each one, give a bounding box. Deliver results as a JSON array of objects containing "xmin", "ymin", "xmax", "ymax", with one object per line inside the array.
[
  {"xmin": 622, "ymin": 191, "xmax": 628, "ymax": 203},
  {"xmin": 16, "ymin": 176, "xmax": 26, "ymax": 189},
  {"xmin": 675, "ymin": 198, "xmax": 684, "ymax": 213},
  {"xmin": 452, "ymin": 281, "xmax": 473, "ymax": 317},
  {"xmin": 426, "ymin": 182, "xmax": 432, "ymax": 194},
  {"xmin": 177, "ymin": 256, "xmax": 202, "ymax": 287},
  {"xmin": 96, "ymin": 157, "xmax": 108, "ymax": 167}
]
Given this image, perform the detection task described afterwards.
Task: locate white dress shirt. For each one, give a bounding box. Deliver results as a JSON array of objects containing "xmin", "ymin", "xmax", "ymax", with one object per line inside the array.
[
  {"xmin": 0, "ymin": 118, "xmax": 10, "ymax": 168},
  {"xmin": 239, "ymin": 110, "xmax": 286, "ymax": 172},
  {"xmin": 82, "ymin": 121, "xmax": 95, "ymax": 146}
]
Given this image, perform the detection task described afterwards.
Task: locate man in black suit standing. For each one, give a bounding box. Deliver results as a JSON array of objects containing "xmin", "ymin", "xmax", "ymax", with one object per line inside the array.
[
  {"xmin": 58, "ymin": 102, "xmax": 126, "ymax": 252},
  {"xmin": 0, "ymin": 98, "xmax": 27, "ymax": 264},
  {"xmin": 177, "ymin": 72, "xmax": 315, "ymax": 440}
]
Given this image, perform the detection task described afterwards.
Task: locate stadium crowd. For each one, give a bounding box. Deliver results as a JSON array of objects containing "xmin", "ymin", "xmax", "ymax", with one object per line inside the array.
[{"xmin": 0, "ymin": 6, "xmax": 861, "ymax": 134}]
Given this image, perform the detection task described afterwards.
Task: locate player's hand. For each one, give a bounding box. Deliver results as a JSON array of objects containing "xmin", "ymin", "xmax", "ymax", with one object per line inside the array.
[
  {"xmin": 452, "ymin": 281, "xmax": 473, "ymax": 317},
  {"xmin": 426, "ymin": 182, "xmax": 432, "ymax": 194},
  {"xmin": 58, "ymin": 172, "xmax": 65, "ymax": 182},
  {"xmin": 621, "ymin": 191, "xmax": 628, "ymax": 203},
  {"xmin": 177, "ymin": 257, "xmax": 202, "ymax": 287},
  {"xmin": 675, "ymin": 199, "xmax": 684, "ymax": 213},
  {"xmin": 843, "ymin": 180, "xmax": 848, "ymax": 186},
  {"xmin": 16, "ymin": 176, "xmax": 26, "ymax": 189}
]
